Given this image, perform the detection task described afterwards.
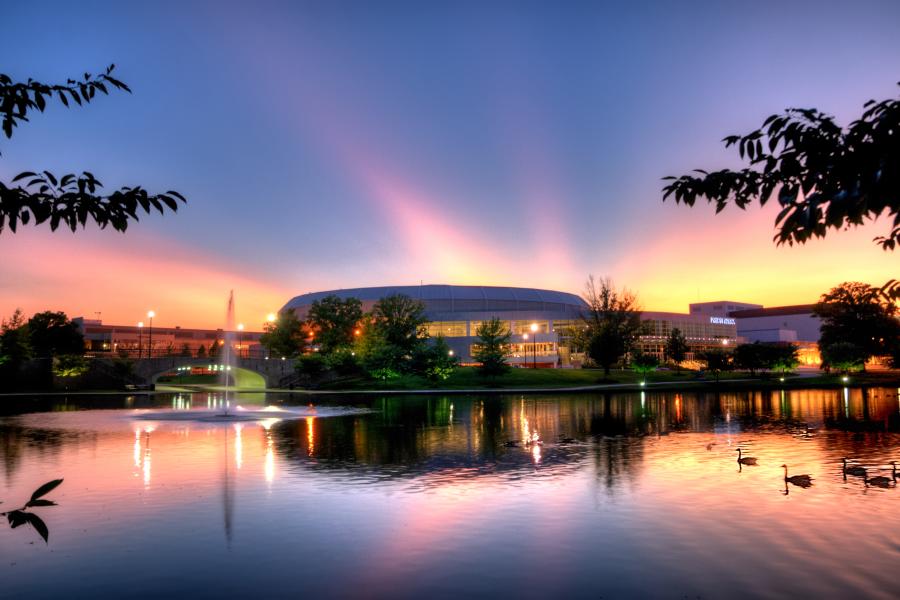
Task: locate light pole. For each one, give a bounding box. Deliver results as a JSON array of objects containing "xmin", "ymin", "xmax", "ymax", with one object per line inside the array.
[
  {"xmin": 522, "ymin": 333, "xmax": 529, "ymax": 368},
  {"xmin": 137, "ymin": 322, "xmax": 144, "ymax": 359},
  {"xmin": 530, "ymin": 323, "xmax": 538, "ymax": 368},
  {"xmin": 147, "ymin": 311, "xmax": 155, "ymax": 359},
  {"xmin": 237, "ymin": 323, "xmax": 245, "ymax": 359},
  {"xmin": 265, "ymin": 313, "xmax": 276, "ymax": 359}
]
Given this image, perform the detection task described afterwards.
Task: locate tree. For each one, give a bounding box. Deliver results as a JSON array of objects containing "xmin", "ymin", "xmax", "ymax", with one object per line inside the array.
[
  {"xmin": 664, "ymin": 327, "xmax": 688, "ymax": 370},
  {"xmin": 733, "ymin": 343, "xmax": 767, "ymax": 377},
  {"xmin": 179, "ymin": 343, "xmax": 192, "ymax": 357},
  {"xmin": 814, "ymin": 282, "xmax": 900, "ymax": 367},
  {"xmin": 820, "ymin": 341, "xmax": 866, "ymax": 374},
  {"xmin": 630, "ymin": 351, "xmax": 659, "ymax": 379},
  {"xmin": 700, "ymin": 349, "xmax": 732, "ymax": 383},
  {"xmin": 1, "ymin": 65, "xmax": 184, "ymax": 234},
  {"xmin": 473, "ymin": 317, "xmax": 511, "ymax": 377},
  {"xmin": 412, "ymin": 335, "xmax": 459, "ymax": 382},
  {"xmin": 306, "ymin": 295, "xmax": 363, "ymax": 354},
  {"xmin": 351, "ymin": 291, "xmax": 430, "ymax": 379},
  {"xmin": 259, "ymin": 309, "xmax": 305, "ymax": 359},
  {"xmin": 771, "ymin": 344, "xmax": 800, "ymax": 376},
  {"xmin": 26, "ymin": 311, "xmax": 83, "ymax": 358},
  {"xmin": 52, "ymin": 354, "xmax": 89, "ymax": 378},
  {"xmin": 369, "ymin": 294, "xmax": 428, "ymax": 367},
  {"xmin": 575, "ymin": 276, "xmax": 645, "ymax": 377},
  {"xmin": 0, "ymin": 309, "xmax": 30, "ymax": 370},
  {"xmin": 196, "ymin": 344, "xmax": 207, "ymax": 358},
  {"xmin": 663, "ymin": 83, "xmax": 900, "ymax": 250}
]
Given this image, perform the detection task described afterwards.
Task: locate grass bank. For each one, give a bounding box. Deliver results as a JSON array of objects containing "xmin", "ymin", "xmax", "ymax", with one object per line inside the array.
[{"xmin": 298, "ymin": 367, "xmax": 900, "ymax": 394}]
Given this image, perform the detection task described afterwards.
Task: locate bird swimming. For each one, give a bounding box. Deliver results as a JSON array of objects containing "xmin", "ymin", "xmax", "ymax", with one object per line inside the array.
[
  {"xmin": 782, "ymin": 464, "xmax": 813, "ymax": 488},
  {"xmin": 863, "ymin": 469, "xmax": 893, "ymax": 488},
  {"xmin": 842, "ymin": 457, "xmax": 867, "ymax": 477},
  {"xmin": 736, "ymin": 448, "xmax": 757, "ymax": 465}
]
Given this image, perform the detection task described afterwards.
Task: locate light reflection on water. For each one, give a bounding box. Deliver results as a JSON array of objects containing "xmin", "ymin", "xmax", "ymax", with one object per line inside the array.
[{"xmin": 1, "ymin": 388, "xmax": 900, "ymax": 598}]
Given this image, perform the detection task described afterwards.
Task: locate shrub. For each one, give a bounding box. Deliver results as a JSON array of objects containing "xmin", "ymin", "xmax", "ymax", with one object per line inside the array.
[{"xmin": 296, "ymin": 353, "xmax": 328, "ymax": 378}]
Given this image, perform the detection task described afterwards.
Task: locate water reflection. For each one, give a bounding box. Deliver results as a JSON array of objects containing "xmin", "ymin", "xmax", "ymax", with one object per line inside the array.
[{"xmin": 1, "ymin": 388, "xmax": 899, "ymax": 597}]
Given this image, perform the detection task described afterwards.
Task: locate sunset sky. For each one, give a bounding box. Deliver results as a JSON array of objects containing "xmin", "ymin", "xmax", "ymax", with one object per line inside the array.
[{"xmin": 2, "ymin": 1, "xmax": 898, "ymax": 329}]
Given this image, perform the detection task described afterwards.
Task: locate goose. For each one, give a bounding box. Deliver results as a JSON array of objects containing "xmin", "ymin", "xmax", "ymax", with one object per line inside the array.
[
  {"xmin": 841, "ymin": 457, "xmax": 867, "ymax": 477},
  {"xmin": 736, "ymin": 448, "xmax": 758, "ymax": 465},
  {"xmin": 863, "ymin": 469, "xmax": 893, "ymax": 488},
  {"xmin": 781, "ymin": 464, "xmax": 813, "ymax": 488},
  {"xmin": 503, "ymin": 440, "xmax": 520, "ymax": 448}
]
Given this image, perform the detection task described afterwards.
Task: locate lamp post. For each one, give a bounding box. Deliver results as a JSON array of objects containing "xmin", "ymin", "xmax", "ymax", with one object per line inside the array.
[
  {"xmin": 237, "ymin": 323, "xmax": 245, "ymax": 359},
  {"xmin": 137, "ymin": 322, "xmax": 144, "ymax": 359},
  {"xmin": 522, "ymin": 333, "xmax": 529, "ymax": 368},
  {"xmin": 530, "ymin": 323, "xmax": 538, "ymax": 368},
  {"xmin": 265, "ymin": 313, "xmax": 276, "ymax": 359},
  {"xmin": 147, "ymin": 311, "xmax": 155, "ymax": 359}
]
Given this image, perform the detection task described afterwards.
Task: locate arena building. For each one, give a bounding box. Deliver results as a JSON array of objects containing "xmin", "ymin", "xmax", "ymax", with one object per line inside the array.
[
  {"xmin": 283, "ymin": 285, "xmax": 587, "ymax": 367},
  {"xmin": 282, "ymin": 285, "xmax": 747, "ymax": 367}
]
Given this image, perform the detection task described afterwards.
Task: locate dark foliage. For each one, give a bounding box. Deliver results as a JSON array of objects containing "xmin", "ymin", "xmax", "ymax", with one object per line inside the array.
[
  {"xmin": 306, "ymin": 295, "xmax": 364, "ymax": 354},
  {"xmin": 663, "ymin": 83, "xmax": 900, "ymax": 250},
  {"xmin": 26, "ymin": 311, "xmax": 83, "ymax": 359},
  {"xmin": 814, "ymin": 281, "xmax": 900, "ymax": 366},
  {"xmin": 1, "ymin": 478, "xmax": 63, "ymax": 543},
  {"xmin": 575, "ymin": 276, "xmax": 645, "ymax": 376},
  {"xmin": 473, "ymin": 318, "xmax": 512, "ymax": 377},
  {"xmin": 0, "ymin": 64, "xmax": 185, "ymax": 233}
]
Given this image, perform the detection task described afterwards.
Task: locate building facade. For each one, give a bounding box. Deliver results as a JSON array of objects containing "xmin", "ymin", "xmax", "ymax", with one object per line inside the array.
[
  {"xmin": 728, "ymin": 305, "xmax": 822, "ymax": 365},
  {"xmin": 73, "ymin": 318, "xmax": 264, "ymax": 358},
  {"xmin": 282, "ymin": 285, "xmax": 587, "ymax": 367}
]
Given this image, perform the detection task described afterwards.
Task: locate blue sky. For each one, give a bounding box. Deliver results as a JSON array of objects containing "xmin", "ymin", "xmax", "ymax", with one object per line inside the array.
[{"xmin": 2, "ymin": 1, "xmax": 898, "ymax": 327}]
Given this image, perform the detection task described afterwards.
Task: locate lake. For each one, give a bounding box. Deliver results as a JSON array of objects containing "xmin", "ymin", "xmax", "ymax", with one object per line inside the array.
[{"xmin": 2, "ymin": 388, "xmax": 899, "ymax": 599}]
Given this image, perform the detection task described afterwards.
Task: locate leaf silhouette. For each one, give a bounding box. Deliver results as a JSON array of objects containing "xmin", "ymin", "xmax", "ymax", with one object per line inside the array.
[
  {"xmin": 7, "ymin": 510, "xmax": 28, "ymax": 528},
  {"xmin": 25, "ymin": 499, "xmax": 57, "ymax": 508},
  {"xmin": 25, "ymin": 513, "xmax": 49, "ymax": 543},
  {"xmin": 29, "ymin": 479, "xmax": 63, "ymax": 503}
]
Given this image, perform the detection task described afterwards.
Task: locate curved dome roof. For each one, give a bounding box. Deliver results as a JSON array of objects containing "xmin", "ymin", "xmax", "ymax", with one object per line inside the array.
[{"xmin": 282, "ymin": 284, "xmax": 587, "ymax": 321}]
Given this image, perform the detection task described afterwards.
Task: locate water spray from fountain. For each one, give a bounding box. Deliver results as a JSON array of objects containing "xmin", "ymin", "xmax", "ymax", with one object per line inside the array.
[{"xmin": 222, "ymin": 290, "xmax": 236, "ymax": 415}]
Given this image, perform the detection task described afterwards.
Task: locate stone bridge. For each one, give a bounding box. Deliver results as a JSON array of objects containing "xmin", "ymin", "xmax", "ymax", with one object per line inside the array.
[{"xmin": 125, "ymin": 357, "xmax": 296, "ymax": 389}]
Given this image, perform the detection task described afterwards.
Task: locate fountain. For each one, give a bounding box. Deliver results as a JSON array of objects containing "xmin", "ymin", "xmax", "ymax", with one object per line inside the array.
[
  {"xmin": 132, "ymin": 290, "xmax": 373, "ymax": 423},
  {"xmin": 222, "ymin": 290, "xmax": 236, "ymax": 416}
]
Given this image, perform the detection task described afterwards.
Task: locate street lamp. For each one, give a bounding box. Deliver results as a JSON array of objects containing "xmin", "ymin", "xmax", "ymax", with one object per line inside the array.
[
  {"xmin": 137, "ymin": 322, "xmax": 144, "ymax": 359},
  {"xmin": 147, "ymin": 311, "xmax": 155, "ymax": 359},
  {"xmin": 522, "ymin": 333, "xmax": 529, "ymax": 368},
  {"xmin": 237, "ymin": 323, "xmax": 245, "ymax": 359},
  {"xmin": 265, "ymin": 313, "xmax": 276, "ymax": 359},
  {"xmin": 530, "ymin": 323, "xmax": 538, "ymax": 368}
]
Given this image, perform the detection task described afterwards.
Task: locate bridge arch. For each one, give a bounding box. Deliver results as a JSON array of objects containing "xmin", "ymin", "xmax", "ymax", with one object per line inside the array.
[{"xmin": 129, "ymin": 357, "xmax": 285, "ymax": 389}]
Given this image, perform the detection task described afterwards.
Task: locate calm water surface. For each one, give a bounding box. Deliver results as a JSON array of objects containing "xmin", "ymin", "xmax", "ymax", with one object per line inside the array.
[{"xmin": 2, "ymin": 388, "xmax": 900, "ymax": 599}]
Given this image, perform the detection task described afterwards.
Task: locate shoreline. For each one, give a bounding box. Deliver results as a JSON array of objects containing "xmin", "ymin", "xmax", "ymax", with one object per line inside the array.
[{"xmin": 3, "ymin": 373, "xmax": 898, "ymax": 397}]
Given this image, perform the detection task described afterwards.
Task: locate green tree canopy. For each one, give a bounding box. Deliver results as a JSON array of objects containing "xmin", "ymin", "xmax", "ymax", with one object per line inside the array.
[
  {"xmin": 260, "ymin": 310, "xmax": 305, "ymax": 359},
  {"xmin": 413, "ymin": 335, "xmax": 459, "ymax": 382},
  {"xmin": 0, "ymin": 309, "xmax": 30, "ymax": 375},
  {"xmin": 699, "ymin": 349, "xmax": 732, "ymax": 383},
  {"xmin": 473, "ymin": 317, "xmax": 512, "ymax": 377},
  {"xmin": 1, "ymin": 65, "xmax": 184, "ymax": 234},
  {"xmin": 306, "ymin": 295, "xmax": 363, "ymax": 354},
  {"xmin": 820, "ymin": 341, "xmax": 866, "ymax": 374},
  {"xmin": 665, "ymin": 327, "xmax": 688, "ymax": 366},
  {"xmin": 814, "ymin": 281, "xmax": 900, "ymax": 365},
  {"xmin": 663, "ymin": 83, "xmax": 900, "ymax": 250},
  {"xmin": 630, "ymin": 351, "xmax": 659, "ymax": 378},
  {"xmin": 26, "ymin": 311, "xmax": 83, "ymax": 358},
  {"xmin": 370, "ymin": 294, "xmax": 428, "ymax": 360},
  {"xmin": 575, "ymin": 276, "xmax": 645, "ymax": 376}
]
